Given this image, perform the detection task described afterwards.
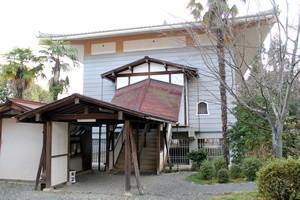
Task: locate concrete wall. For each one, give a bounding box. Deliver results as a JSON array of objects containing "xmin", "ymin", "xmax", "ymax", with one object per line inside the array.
[{"xmin": 0, "ymin": 119, "xmax": 43, "ymax": 181}]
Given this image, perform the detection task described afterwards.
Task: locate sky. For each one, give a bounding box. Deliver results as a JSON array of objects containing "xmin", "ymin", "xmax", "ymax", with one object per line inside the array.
[{"xmin": 0, "ymin": 0, "xmax": 297, "ymax": 97}]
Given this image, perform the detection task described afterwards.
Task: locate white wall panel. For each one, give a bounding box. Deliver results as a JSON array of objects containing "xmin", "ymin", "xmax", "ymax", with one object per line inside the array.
[{"xmin": 0, "ymin": 119, "xmax": 43, "ymax": 181}]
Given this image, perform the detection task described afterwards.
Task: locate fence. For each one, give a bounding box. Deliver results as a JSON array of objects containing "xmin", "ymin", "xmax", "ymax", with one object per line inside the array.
[
  {"xmin": 170, "ymin": 139, "xmax": 190, "ymax": 165},
  {"xmin": 198, "ymin": 138, "xmax": 223, "ymax": 161},
  {"xmin": 92, "ymin": 139, "xmax": 106, "ymax": 163}
]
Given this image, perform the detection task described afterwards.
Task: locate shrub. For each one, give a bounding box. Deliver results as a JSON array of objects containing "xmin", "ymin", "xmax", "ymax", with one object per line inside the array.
[
  {"xmin": 191, "ymin": 162, "xmax": 200, "ymax": 171},
  {"xmin": 242, "ymin": 157, "xmax": 262, "ymax": 181},
  {"xmin": 257, "ymin": 157, "xmax": 300, "ymax": 200},
  {"xmin": 230, "ymin": 164, "xmax": 241, "ymax": 179},
  {"xmin": 199, "ymin": 161, "xmax": 215, "ymax": 180},
  {"xmin": 217, "ymin": 168, "xmax": 230, "ymax": 183},
  {"xmin": 213, "ymin": 158, "xmax": 227, "ymax": 172},
  {"xmin": 187, "ymin": 149, "xmax": 208, "ymax": 166}
]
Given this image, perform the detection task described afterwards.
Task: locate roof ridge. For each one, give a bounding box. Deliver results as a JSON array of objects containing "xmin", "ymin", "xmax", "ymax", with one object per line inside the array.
[{"xmin": 138, "ymin": 78, "xmax": 151, "ymax": 111}]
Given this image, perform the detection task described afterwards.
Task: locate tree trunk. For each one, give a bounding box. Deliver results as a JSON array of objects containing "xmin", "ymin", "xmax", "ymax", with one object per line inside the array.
[
  {"xmin": 272, "ymin": 120, "xmax": 283, "ymax": 159},
  {"xmin": 52, "ymin": 59, "xmax": 61, "ymax": 101},
  {"xmin": 217, "ymin": 28, "xmax": 229, "ymax": 165}
]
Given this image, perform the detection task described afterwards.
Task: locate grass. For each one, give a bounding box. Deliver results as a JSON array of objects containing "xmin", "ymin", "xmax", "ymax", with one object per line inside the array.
[
  {"xmin": 208, "ymin": 191, "xmax": 261, "ymax": 200},
  {"xmin": 184, "ymin": 173, "xmax": 249, "ymax": 185}
]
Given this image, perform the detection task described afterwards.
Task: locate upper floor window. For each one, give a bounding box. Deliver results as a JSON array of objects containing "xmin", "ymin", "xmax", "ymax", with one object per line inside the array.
[{"xmin": 197, "ymin": 102, "xmax": 208, "ymax": 115}]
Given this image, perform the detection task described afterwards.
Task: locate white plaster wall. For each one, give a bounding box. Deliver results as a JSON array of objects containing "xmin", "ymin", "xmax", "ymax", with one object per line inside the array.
[
  {"xmin": 0, "ymin": 119, "xmax": 43, "ymax": 181},
  {"xmin": 51, "ymin": 122, "xmax": 68, "ymax": 186}
]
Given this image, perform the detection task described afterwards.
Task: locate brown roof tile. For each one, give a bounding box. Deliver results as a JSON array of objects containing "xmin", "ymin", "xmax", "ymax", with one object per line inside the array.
[{"xmin": 112, "ymin": 79, "xmax": 183, "ymax": 121}]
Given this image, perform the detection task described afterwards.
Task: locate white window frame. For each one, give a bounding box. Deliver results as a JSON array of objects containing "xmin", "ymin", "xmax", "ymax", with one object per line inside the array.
[{"xmin": 196, "ymin": 101, "xmax": 209, "ymax": 115}]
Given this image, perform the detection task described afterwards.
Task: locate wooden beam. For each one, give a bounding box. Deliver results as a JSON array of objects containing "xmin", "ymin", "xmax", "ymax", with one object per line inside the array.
[
  {"xmin": 51, "ymin": 113, "xmax": 118, "ymax": 120},
  {"xmin": 84, "ymin": 105, "xmax": 89, "ymax": 114},
  {"xmin": 156, "ymin": 123, "xmax": 160, "ymax": 175},
  {"xmin": 125, "ymin": 120, "xmax": 131, "ymax": 192},
  {"xmin": 163, "ymin": 124, "xmax": 172, "ymax": 172},
  {"xmin": 35, "ymin": 124, "xmax": 46, "ymax": 190},
  {"xmin": 35, "ymin": 113, "xmax": 41, "ymax": 121},
  {"xmin": 45, "ymin": 121, "xmax": 52, "ymax": 188},
  {"xmin": 74, "ymin": 98, "xmax": 80, "ymax": 104},
  {"xmin": 116, "ymin": 70, "xmax": 182, "ymax": 77},
  {"xmin": 118, "ymin": 111, "xmax": 124, "ymax": 120},
  {"xmin": 130, "ymin": 128, "xmax": 143, "ymax": 195}
]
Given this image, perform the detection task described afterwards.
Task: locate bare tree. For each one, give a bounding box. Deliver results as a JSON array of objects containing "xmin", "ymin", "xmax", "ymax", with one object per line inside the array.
[{"xmin": 186, "ymin": 1, "xmax": 299, "ymax": 159}]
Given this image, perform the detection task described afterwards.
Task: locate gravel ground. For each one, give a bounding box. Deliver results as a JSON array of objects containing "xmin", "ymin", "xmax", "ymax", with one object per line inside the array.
[{"xmin": 0, "ymin": 171, "xmax": 257, "ymax": 200}]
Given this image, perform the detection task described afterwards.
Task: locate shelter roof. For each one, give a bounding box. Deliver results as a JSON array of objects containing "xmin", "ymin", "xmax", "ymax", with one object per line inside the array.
[
  {"xmin": 0, "ymin": 98, "xmax": 46, "ymax": 117},
  {"xmin": 112, "ymin": 79, "xmax": 183, "ymax": 121},
  {"xmin": 101, "ymin": 56, "xmax": 198, "ymax": 82},
  {"xmin": 15, "ymin": 93, "xmax": 178, "ymax": 123}
]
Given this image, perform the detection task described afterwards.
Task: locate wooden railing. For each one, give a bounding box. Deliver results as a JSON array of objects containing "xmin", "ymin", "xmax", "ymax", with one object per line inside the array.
[{"xmin": 138, "ymin": 123, "xmax": 149, "ymax": 160}]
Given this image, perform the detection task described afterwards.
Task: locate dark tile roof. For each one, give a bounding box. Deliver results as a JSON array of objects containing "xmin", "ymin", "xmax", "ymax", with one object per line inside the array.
[
  {"xmin": 0, "ymin": 98, "xmax": 46, "ymax": 115},
  {"xmin": 15, "ymin": 93, "xmax": 178, "ymax": 123},
  {"xmin": 7, "ymin": 98, "xmax": 46, "ymax": 110},
  {"xmin": 112, "ymin": 79, "xmax": 183, "ymax": 121}
]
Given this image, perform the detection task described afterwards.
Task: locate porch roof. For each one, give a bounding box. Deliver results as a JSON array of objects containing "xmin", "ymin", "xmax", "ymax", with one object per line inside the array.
[
  {"xmin": 112, "ymin": 79, "xmax": 183, "ymax": 121},
  {"xmin": 0, "ymin": 98, "xmax": 46, "ymax": 116},
  {"xmin": 14, "ymin": 93, "xmax": 177, "ymax": 123},
  {"xmin": 101, "ymin": 56, "xmax": 198, "ymax": 82}
]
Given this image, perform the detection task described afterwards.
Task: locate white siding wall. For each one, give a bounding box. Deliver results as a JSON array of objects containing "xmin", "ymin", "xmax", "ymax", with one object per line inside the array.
[
  {"xmin": 83, "ymin": 47, "xmax": 235, "ymax": 133},
  {"xmin": 0, "ymin": 119, "xmax": 43, "ymax": 181}
]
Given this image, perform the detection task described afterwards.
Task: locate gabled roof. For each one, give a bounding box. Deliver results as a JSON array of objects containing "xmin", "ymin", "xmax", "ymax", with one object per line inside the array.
[
  {"xmin": 112, "ymin": 79, "xmax": 183, "ymax": 121},
  {"xmin": 15, "ymin": 93, "xmax": 178, "ymax": 123},
  {"xmin": 101, "ymin": 56, "xmax": 198, "ymax": 82},
  {"xmin": 0, "ymin": 98, "xmax": 46, "ymax": 116},
  {"xmin": 39, "ymin": 9, "xmax": 276, "ymax": 41}
]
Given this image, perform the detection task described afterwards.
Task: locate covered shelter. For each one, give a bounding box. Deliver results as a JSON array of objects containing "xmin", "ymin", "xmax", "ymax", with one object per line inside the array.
[{"xmin": 15, "ymin": 93, "xmax": 176, "ymax": 193}]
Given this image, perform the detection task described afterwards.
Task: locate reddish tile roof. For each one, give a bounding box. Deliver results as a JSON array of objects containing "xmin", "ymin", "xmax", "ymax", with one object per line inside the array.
[
  {"xmin": 111, "ymin": 79, "xmax": 183, "ymax": 121},
  {"xmin": 7, "ymin": 98, "xmax": 46, "ymax": 110}
]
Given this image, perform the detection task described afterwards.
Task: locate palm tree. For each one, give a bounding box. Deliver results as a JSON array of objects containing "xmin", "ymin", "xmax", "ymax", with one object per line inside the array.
[
  {"xmin": 187, "ymin": 0, "xmax": 244, "ymax": 165},
  {"xmin": 39, "ymin": 38, "xmax": 79, "ymax": 101},
  {"xmin": 1, "ymin": 48, "xmax": 44, "ymax": 99}
]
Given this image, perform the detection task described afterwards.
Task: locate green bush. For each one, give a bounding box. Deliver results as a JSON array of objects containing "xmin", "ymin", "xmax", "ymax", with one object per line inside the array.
[
  {"xmin": 230, "ymin": 164, "xmax": 241, "ymax": 179},
  {"xmin": 257, "ymin": 157, "xmax": 300, "ymax": 200},
  {"xmin": 191, "ymin": 162, "xmax": 200, "ymax": 171},
  {"xmin": 217, "ymin": 168, "xmax": 230, "ymax": 183},
  {"xmin": 213, "ymin": 158, "xmax": 227, "ymax": 172},
  {"xmin": 242, "ymin": 157, "xmax": 262, "ymax": 181},
  {"xmin": 187, "ymin": 149, "xmax": 208, "ymax": 166},
  {"xmin": 199, "ymin": 161, "xmax": 215, "ymax": 180}
]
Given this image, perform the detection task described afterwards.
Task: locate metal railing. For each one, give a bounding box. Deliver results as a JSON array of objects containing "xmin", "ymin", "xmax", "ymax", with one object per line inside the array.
[
  {"xmin": 170, "ymin": 139, "xmax": 190, "ymax": 165},
  {"xmin": 92, "ymin": 139, "xmax": 106, "ymax": 163},
  {"xmin": 198, "ymin": 138, "xmax": 223, "ymax": 161}
]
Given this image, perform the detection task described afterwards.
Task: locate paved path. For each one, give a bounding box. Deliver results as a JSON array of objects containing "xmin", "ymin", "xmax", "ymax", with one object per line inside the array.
[{"xmin": 0, "ymin": 171, "xmax": 257, "ymax": 200}]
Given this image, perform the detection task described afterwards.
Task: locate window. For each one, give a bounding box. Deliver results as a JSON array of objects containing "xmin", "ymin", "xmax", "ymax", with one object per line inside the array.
[
  {"xmin": 197, "ymin": 102, "xmax": 208, "ymax": 115},
  {"xmin": 198, "ymin": 138, "xmax": 223, "ymax": 161}
]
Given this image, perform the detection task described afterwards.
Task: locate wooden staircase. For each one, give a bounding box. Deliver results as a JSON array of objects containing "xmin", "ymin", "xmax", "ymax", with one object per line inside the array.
[{"xmin": 112, "ymin": 129, "xmax": 157, "ymax": 173}]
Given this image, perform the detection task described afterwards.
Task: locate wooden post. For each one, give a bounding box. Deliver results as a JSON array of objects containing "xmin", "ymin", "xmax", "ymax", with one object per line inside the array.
[
  {"xmin": 98, "ymin": 125, "xmax": 102, "ymax": 171},
  {"xmin": 125, "ymin": 120, "xmax": 131, "ymax": 193},
  {"xmin": 35, "ymin": 124, "xmax": 46, "ymax": 190},
  {"xmin": 156, "ymin": 123, "xmax": 160, "ymax": 175},
  {"xmin": 0, "ymin": 118, "xmax": 2, "ymax": 156},
  {"xmin": 136, "ymin": 124, "xmax": 140, "ymax": 168},
  {"xmin": 106, "ymin": 124, "xmax": 109, "ymax": 172},
  {"xmin": 45, "ymin": 121, "xmax": 52, "ymax": 188},
  {"xmin": 163, "ymin": 124, "xmax": 172, "ymax": 172},
  {"xmin": 130, "ymin": 128, "xmax": 143, "ymax": 195}
]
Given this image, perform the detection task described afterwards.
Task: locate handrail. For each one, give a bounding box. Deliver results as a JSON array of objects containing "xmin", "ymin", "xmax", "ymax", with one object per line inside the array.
[
  {"xmin": 139, "ymin": 122, "xmax": 149, "ymax": 158},
  {"xmin": 112, "ymin": 124, "xmax": 125, "ymax": 166},
  {"xmin": 113, "ymin": 124, "xmax": 125, "ymax": 151}
]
